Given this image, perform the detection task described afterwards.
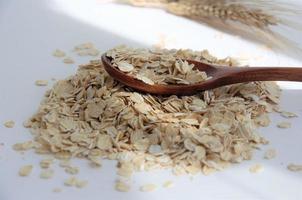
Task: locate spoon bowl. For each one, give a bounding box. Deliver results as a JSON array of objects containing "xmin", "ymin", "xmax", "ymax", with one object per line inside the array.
[{"xmin": 102, "ymin": 54, "xmax": 302, "ymax": 96}]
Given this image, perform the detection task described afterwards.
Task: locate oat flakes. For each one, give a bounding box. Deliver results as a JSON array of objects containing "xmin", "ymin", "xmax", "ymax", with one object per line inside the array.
[
  {"xmin": 23, "ymin": 46, "xmax": 281, "ymax": 181},
  {"xmin": 287, "ymin": 163, "xmax": 302, "ymax": 172},
  {"xmin": 35, "ymin": 80, "xmax": 48, "ymax": 86},
  {"xmin": 277, "ymin": 121, "xmax": 291, "ymax": 129},
  {"xmin": 19, "ymin": 165, "xmax": 33, "ymax": 177},
  {"xmin": 115, "ymin": 180, "xmax": 131, "ymax": 192},
  {"xmin": 249, "ymin": 164, "xmax": 264, "ymax": 173},
  {"xmin": 140, "ymin": 184, "xmax": 157, "ymax": 192},
  {"xmin": 3, "ymin": 120, "xmax": 15, "ymax": 128},
  {"xmin": 264, "ymin": 149, "xmax": 277, "ymax": 160}
]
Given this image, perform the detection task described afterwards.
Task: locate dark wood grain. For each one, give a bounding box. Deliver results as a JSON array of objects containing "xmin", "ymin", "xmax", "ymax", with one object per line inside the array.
[{"xmin": 102, "ymin": 54, "xmax": 302, "ymax": 96}]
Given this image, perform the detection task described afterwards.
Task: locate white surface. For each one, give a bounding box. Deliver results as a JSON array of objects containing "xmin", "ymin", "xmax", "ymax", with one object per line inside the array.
[{"xmin": 0, "ymin": 1, "xmax": 302, "ymax": 200}]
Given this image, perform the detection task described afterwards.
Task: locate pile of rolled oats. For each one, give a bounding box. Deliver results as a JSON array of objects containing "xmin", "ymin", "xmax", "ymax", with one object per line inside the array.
[
  {"xmin": 107, "ymin": 46, "xmax": 236, "ymax": 85},
  {"xmin": 18, "ymin": 46, "xmax": 282, "ymax": 180}
]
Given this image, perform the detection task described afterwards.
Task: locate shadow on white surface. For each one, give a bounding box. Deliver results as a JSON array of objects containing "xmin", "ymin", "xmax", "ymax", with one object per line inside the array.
[{"xmin": 50, "ymin": 0, "xmax": 302, "ymax": 63}]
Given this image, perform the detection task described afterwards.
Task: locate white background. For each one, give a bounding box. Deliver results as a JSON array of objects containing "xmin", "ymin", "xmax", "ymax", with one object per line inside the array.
[{"xmin": 0, "ymin": 0, "xmax": 302, "ymax": 200}]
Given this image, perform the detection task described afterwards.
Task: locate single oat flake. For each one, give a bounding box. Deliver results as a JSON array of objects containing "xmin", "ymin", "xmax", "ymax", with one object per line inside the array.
[
  {"xmin": 162, "ymin": 180, "xmax": 174, "ymax": 188},
  {"xmin": 280, "ymin": 111, "xmax": 298, "ymax": 118},
  {"xmin": 140, "ymin": 184, "xmax": 157, "ymax": 192},
  {"xmin": 249, "ymin": 164, "xmax": 264, "ymax": 173},
  {"xmin": 74, "ymin": 43, "xmax": 100, "ymax": 57},
  {"xmin": 116, "ymin": 61, "xmax": 134, "ymax": 72},
  {"xmin": 65, "ymin": 166, "xmax": 79, "ymax": 175},
  {"xmin": 40, "ymin": 169, "xmax": 54, "ymax": 179},
  {"xmin": 115, "ymin": 180, "xmax": 131, "ymax": 192},
  {"xmin": 64, "ymin": 176, "xmax": 78, "ymax": 187},
  {"xmin": 287, "ymin": 163, "xmax": 302, "ymax": 172},
  {"xmin": 19, "ymin": 165, "xmax": 33, "ymax": 177},
  {"xmin": 74, "ymin": 43, "xmax": 94, "ymax": 51},
  {"xmin": 3, "ymin": 120, "xmax": 15, "ymax": 128},
  {"xmin": 40, "ymin": 158, "xmax": 54, "ymax": 169},
  {"xmin": 53, "ymin": 49, "xmax": 66, "ymax": 57},
  {"xmin": 264, "ymin": 149, "xmax": 277, "ymax": 160},
  {"xmin": 64, "ymin": 176, "xmax": 87, "ymax": 188},
  {"xmin": 35, "ymin": 80, "xmax": 48, "ymax": 86},
  {"xmin": 277, "ymin": 121, "xmax": 291, "ymax": 129},
  {"xmin": 63, "ymin": 57, "xmax": 74, "ymax": 64},
  {"xmin": 75, "ymin": 180, "xmax": 88, "ymax": 188}
]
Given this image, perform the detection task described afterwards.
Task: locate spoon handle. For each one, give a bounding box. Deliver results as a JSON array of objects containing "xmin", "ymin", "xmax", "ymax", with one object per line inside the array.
[{"xmin": 220, "ymin": 67, "xmax": 302, "ymax": 84}]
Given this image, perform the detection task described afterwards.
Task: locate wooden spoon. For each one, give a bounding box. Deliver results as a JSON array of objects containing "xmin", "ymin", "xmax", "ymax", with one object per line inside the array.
[{"xmin": 102, "ymin": 54, "xmax": 302, "ymax": 96}]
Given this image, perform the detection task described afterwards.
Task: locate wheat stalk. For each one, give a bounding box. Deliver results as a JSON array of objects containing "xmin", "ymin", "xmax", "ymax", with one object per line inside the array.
[{"xmin": 118, "ymin": 0, "xmax": 302, "ymax": 53}]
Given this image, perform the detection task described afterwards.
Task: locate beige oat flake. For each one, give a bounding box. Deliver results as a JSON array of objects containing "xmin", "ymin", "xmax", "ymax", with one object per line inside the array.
[
  {"xmin": 3, "ymin": 120, "xmax": 15, "ymax": 128},
  {"xmin": 40, "ymin": 159, "xmax": 54, "ymax": 169},
  {"xmin": 63, "ymin": 57, "xmax": 74, "ymax": 64},
  {"xmin": 287, "ymin": 163, "xmax": 302, "ymax": 172},
  {"xmin": 76, "ymin": 180, "xmax": 88, "ymax": 188},
  {"xmin": 116, "ymin": 61, "xmax": 134, "ymax": 72},
  {"xmin": 162, "ymin": 180, "xmax": 174, "ymax": 188},
  {"xmin": 65, "ymin": 166, "xmax": 79, "ymax": 175},
  {"xmin": 115, "ymin": 180, "xmax": 131, "ymax": 192},
  {"xmin": 64, "ymin": 176, "xmax": 78, "ymax": 186},
  {"xmin": 35, "ymin": 80, "xmax": 48, "ymax": 86},
  {"xmin": 19, "ymin": 165, "xmax": 33, "ymax": 177},
  {"xmin": 140, "ymin": 184, "xmax": 157, "ymax": 192},
  {"xmin": 264, "ymin": 149, "xmax": 277, "ymax": 160},
  {"xmin": 74, "ymin": 43, "xmax": 94, "ymax": 51},
  {"xmin": 281, "ymin": 111, "xmax": 298, "ymax": 118},
  {"xmin": 277, "ymin": 121, "xmax": 291, "ymax": 129},
  {"xmin": 249, "ymin": 164, "xmax": 264, "ymax": 173},
  {"xmin": 53, "ymin": 49, "xmax": 66, "ymax": 57},
  {"xmin": 40, "ymin": 169, "xmax": 54, "ymax": 179}
]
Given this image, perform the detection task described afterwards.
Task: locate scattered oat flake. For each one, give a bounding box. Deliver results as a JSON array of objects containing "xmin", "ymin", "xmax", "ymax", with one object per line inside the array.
[
  {"xmin": 76, "ymin": 180, "xmax": 88, "ymax": 188},
  {"xmin": 40, "ymin": 169, "xmax": 54, "ymax": 179},
  {"xmin": 281, "ymin": 111, "xmax": 298, "ymax": 118},
  {"xmin": 3, "ymin": 120, "xmax": 15, "ymax": 128},
  {"xmin": 264, "ymin": 149, "xmax": 277, "ymax": 160},
  {"xmin": 140, "ymin": 184, "xmax": 157, "ymax": 192},
  {"xmin": 162, "ymin": 181, "xmax": 174, "ymax": 188},
  {"xmin": 74, "ymin": 43, "xmax": 94, "ymax": 51},
  {"xmin": 277, "ymin": 121, "xmax": 291, "ymax": 129},
  {"xmin": 65, "ymin": 166, "xmax": 79, "ymax": 175},
  {"xmin": 249, "ymin": 164, "xmax": 264, "ymax": 173},
  {"xmin": 59, "ymin": 160, "xmax": 71, "ymax": 168},
  {"xmin": 12, "ymin": 141, "xmax": 37, "ymax": 151},
  {"xmin": 53, "ymin": 49, "xmax": 66, "ymax": 57},
  {"xmin": 64, "ymin": 177, "xmax": 78, "ymax": 186},
  {"xmin": 287, "ymin": 163, "xmax": 302, "ymax": 172},
  {"xmin": 63, "ymin": 58, "xmax": 74, "ymax": 64},
  {"xmin": 19, "ymin": 165, "xmax": 33, "ymax": 177},
  {"xmin": 88, "ymin": 156, "xmax": 102, "ymax": 167},
  {"xmin": 202, "ymin": 166, "xmax": 216, "ymax": 176},
  {"xmin": 87, "ymin": 49, "xmax": 100, "ymax": 56},
  {"xmin": 23, "ymin": 120, "xmax": 31, "ymax": 128},
  {"xmin": 40, "ymin": 158, "xmax": 54, "ymax": 168},
  {"xmin": 35, "ymin": 80, "xmax": 48, "ymax": 86},
  {"xmin": 115, "ymin": 180, "xmax": 130, "ymax": 192},
  {"xmin": 77, "ymin": 48, "xmax": 100, "ymax": 57}
]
